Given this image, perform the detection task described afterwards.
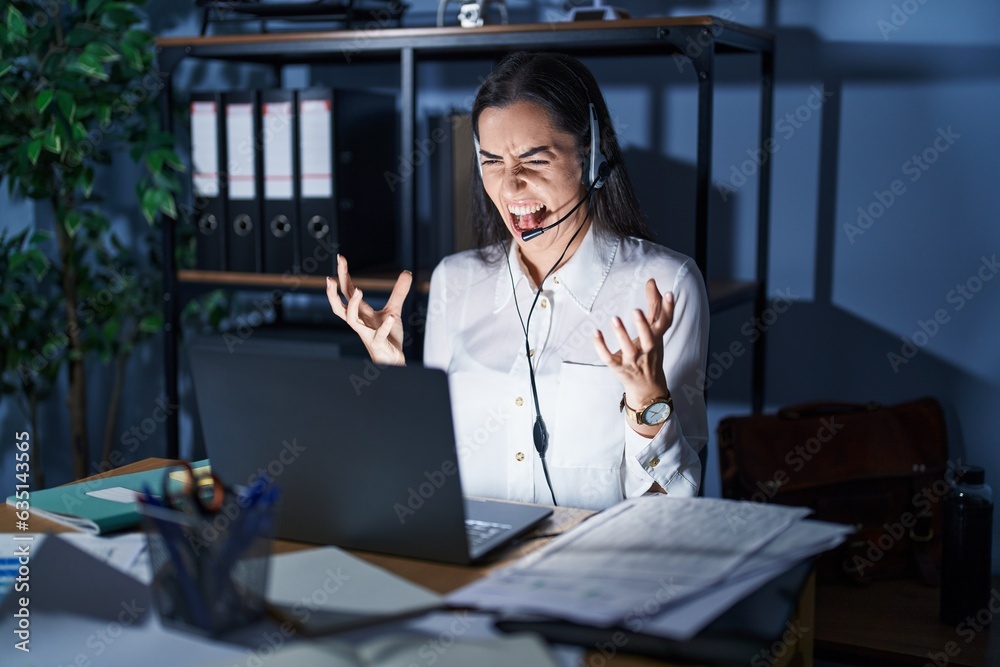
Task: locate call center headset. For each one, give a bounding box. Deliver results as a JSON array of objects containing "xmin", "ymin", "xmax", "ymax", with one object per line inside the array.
[{"xmin": 475, "ymin": 83, "xmax": 612, "ymax": 506}]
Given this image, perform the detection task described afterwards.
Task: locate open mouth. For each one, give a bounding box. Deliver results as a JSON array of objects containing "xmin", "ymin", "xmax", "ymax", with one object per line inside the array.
[{"xmin": 508, "ymin": 202, "xmax": 548, "ymax": 235}]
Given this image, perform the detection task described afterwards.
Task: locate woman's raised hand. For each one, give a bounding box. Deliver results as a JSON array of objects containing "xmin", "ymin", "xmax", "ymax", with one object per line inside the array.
[
  {"xmin": 326, "ymin": 254, "xmax": 413, "ymax": 366},
  {"xmin": 593, "ymin": 278, "xmax": 675, "ymax": 430}
]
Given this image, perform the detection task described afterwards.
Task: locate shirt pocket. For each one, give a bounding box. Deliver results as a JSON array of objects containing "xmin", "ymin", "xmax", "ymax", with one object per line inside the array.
[{"xmin": 549, "ymin": 361, "xmax": 625, "ymax": 469}]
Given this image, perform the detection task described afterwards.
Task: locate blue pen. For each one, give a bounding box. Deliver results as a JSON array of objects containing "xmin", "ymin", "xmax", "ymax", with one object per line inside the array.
[{"xmin": 140, "ymin": 487, "xmax": 212, "ymax": 630}]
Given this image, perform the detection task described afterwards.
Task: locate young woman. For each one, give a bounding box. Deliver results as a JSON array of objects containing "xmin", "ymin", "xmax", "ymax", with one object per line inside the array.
[{"xmin": 327, "ymin": 51, "xmax": 708, "ymax": 510}]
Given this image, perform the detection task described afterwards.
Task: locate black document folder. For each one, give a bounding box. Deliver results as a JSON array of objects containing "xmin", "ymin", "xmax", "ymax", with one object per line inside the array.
[
  {"xmin": 189, "ymin": 92, "xmax": 227, "ymax": 270},
  {"xmin": 224, "ymin": 90, "xmax": 262, "ymax": 273},
  {"xmin": 260, "ymin": 89, "xmax": 298, "ymax": 275},
  {"xmin": 296, "ymin": 88, "xmax": 337, "ymax": 276},
  {"xmin": 331, "ymin": 89, "xmax": 398, "ymax": 272},
  {"xmin": 296, "ymin": 88, "xmax": 398, "ymax": 276},
  {"xmin": 429, "ymin": 111, "xmax": 475, "ymax": 259}
]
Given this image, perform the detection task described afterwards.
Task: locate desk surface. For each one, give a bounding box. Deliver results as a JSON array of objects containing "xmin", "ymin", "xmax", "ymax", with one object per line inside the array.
[{"xmin": 4, "ymin": 458, "xmax": 813, "ymax": 667}]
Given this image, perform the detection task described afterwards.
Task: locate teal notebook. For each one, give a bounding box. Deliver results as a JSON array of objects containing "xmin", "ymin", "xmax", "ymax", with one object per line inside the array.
[{"xmin": 5, "ymin": 460, "xmax": 209, "ymax": 535}]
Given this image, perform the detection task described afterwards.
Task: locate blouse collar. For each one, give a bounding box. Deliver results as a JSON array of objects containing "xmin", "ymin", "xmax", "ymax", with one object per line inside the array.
[{"xmin": 493, "ymin": 226, "xmax": 618, "ymax": 313}]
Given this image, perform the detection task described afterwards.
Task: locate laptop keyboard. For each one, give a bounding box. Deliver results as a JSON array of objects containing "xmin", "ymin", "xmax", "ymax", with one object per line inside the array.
[{"xmin": 465, "ymin": 519, "xmax": 514, "ymax": 550}]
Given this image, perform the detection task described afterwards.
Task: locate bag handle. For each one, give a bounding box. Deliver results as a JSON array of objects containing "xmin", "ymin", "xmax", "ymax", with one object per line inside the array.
[{"xmin": 777, "ymin": 401, "xmax": 881, "ymax": 420}]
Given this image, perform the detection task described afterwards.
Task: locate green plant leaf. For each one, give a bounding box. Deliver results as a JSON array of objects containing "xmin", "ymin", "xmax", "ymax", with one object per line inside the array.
[
  {"xmin": 118, "ymin": 42, "xmax": 142, "ymax": 72},
  {"xmin": 139, "ymin": 313, "xmax": 163, "ymax": 333},
  {"xmin": 159, "ymin": 190, "xmax": 177, "ymax": 220},
  {"xmin": 102, "ymin": 6, "xmax": 140, "ymax": 31},
  {"xmin": 1, "ymin": 84, "xmax": 19, "ymax": 104},
  {"xmin": 36, "ymin": 89, "xmax": 54, "ymax": 114},
  {"xmin": 102, "ymin": 318, "xmax": 121, "ymax": 341},
  {"xmin": 0, "ymin": 60, "xmax": 12, "ymax": 78},
  {"xmin": 84, "ymin": 42, "xmax": 120, "ymax": 64},
  {"xmin": 25, "ymin": 248, "xmax": 51, "ymax": 279},
  {"xmin": 67, "ymin": 54, "xmax": 110, "ymax": 82},
  {"xmin": 8, "ymin": 253, "xmax": 27, "ymax": 273},
  {"xmin": 29, "ymin": 229, "xmax": 54, "ymax": 245},
  {"xmin": 64, "ymin": 211, "xmax": 83, "ymax": 238},
  {"xmin": 26, "ymin": 138, "xmax": 42, "ymax": 165},
  {"xmin": 6, "ymin": 6, "xmax": 27, "ymax": 40},
  {"xmin": 56, "ymin": 91, "xmax": 76, "ymax": 121},
  {"xmin": 140, "ymin": 188, "xmax": 157, "ymax": 224},
  {"xmin": 42, "ymin": 126, "xmax": 62, "ymax": 154},
  {"xmin": 162, "ymin": 148, "xmax": 185, "ymax": 172},
  {"xmin": 145, "ymin": 148, "xmax": 164, "ymax": 172},
  {"xmin": 86, "ymin": 0, "xmax": 106, "ymax": 17},
  {"xmin": 0, "ymin": 135, "xmax": 18, "ymax": 149}
]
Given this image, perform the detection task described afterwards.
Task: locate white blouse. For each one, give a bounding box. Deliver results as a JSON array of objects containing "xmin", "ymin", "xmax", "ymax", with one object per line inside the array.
[{"xmin": 423, "ymin": 227, "xmax": 709, "ymax": 510}]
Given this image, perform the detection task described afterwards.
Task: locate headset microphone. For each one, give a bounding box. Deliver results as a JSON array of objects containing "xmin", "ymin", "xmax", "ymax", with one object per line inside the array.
[{"xmin": 520, "ymin": 165, "xmax": 607, "ymax": 241}]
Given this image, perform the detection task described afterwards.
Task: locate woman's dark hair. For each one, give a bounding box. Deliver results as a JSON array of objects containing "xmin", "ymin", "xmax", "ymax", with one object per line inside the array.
[{"xmin": 469, "ymin": 51, "xmax": 652, "ymax": 262}]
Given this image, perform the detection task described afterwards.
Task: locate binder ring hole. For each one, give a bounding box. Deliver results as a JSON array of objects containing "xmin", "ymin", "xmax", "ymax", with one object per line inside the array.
[
  {"xmin": 234, "ymin": 214, "xmax": 253, "ymax": 237},
  {"xmin": 308, "ymin": 216, "xmax": 329, "ymax": 239},
  {"xmin": 198, "ymin": 214, "xmax": 218, "ymax": 234},
  {"xmin": 270, "ymin": 215, "xmax": 291, "ymax": 238}
]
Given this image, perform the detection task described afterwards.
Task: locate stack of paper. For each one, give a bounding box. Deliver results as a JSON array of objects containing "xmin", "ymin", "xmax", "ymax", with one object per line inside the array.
[{"xmin": 448, "ymin": 496, "xmax": 852, "ymax": 641}]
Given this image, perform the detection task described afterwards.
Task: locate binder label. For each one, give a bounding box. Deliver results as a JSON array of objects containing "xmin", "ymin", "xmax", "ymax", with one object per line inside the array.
[
  {"xmin": 191, "ymin": 101, "xmax": 219, "ymax": 197},
  {"xmin": 263, "ymin": 101, "xmax": 294, "ymax": 201},
  {"xmin": 299, "ymin": 99, "xmax": 333, "ymax": 199},
  {"xmin": 227, "ymin": 103, "xmax": 256, "ymax": 200}
]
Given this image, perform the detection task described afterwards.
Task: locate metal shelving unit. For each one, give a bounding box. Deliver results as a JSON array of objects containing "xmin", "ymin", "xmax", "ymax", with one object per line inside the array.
[{"xmin": 156, "ymin": 16, "xmax": 774, "ymax": 458}]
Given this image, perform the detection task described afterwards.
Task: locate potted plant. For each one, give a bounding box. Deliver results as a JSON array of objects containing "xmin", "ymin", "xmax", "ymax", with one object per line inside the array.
[{"xmin": 0, "ymin": 0, "xmax": 181, "ymax": 481}]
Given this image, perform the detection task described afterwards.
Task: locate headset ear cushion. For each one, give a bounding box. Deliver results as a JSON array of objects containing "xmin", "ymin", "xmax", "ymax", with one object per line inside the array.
[{"xmin": 587, "ymin": 103, "xmax": 610, "ymax": 189}]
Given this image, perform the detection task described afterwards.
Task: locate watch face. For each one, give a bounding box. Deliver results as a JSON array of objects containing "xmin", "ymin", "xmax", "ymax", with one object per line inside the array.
[{"xmin": 641, "ymin": 401, "xmax": 671, "ymax": 426}]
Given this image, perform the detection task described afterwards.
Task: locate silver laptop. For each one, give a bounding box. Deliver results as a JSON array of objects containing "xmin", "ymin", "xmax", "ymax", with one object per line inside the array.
[{"xmin": 187, "ymin": 339, "xmax": 552, "ymax": 564}]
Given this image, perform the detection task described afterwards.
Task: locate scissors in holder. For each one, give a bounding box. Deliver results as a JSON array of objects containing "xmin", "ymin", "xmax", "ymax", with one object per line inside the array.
[{"xmin": 162, "ymin": 461, "xmax": 227, "ymax": 517}]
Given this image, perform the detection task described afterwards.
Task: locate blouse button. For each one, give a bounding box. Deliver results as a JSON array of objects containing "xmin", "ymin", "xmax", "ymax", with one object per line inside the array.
[
  {"xmin": 553, "ymin": 276, "xmax": 560, "ymax": 285},
  {"xmin": 515, "ymin": 396, "xmax": 524, "ymax": 407},
  {"xmin": 540, "ymin": 298, "xmax": 548, "ymax": 309},
  {"xmin": 649, "ymin": 456, "xmax": 661, "ymax": 468},
  {"xmin": 516, "ymin": 452, "xmax": 525, "ymax": 462}
]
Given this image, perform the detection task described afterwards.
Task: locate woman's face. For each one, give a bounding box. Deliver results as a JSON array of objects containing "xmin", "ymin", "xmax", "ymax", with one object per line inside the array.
[{"xmin": 476, "ymin": 101, "xmax": 588, "ymax": 249}]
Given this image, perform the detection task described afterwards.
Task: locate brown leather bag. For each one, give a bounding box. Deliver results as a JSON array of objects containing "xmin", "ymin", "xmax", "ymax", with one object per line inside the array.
[{"xmin": 717, "ymin": 397, "xmax": 949, "ymax": 584}]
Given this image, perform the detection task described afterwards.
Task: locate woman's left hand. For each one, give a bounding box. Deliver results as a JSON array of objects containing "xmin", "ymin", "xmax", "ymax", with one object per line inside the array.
[{"xmin": 594, "ymin": 278, "xmax": 675, "ymax": 432}]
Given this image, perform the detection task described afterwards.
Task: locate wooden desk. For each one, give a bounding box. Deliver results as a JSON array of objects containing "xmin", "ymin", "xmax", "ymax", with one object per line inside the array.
[
  {"xmin": 816, "ymin": 578, "xmax": 999, "ymax": 666},
  {"xmin": 3, "ymin": 458, "xmax": 814, "ymax": 666}
]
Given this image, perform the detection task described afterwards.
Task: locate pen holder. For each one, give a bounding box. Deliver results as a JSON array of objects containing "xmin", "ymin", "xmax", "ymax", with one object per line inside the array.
[{"xmin": 140, "ymin": 487, "xmax": 276, "ymax": 636}]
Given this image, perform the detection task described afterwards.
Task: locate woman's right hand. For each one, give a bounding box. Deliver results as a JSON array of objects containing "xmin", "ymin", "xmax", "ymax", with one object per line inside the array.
[{"xmin": 326, "ymin": 254, "xmax": 413, "ymax": 366}]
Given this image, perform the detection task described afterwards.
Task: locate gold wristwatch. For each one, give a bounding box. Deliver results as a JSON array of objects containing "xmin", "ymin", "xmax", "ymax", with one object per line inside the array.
[{"xmin": 620, "ymin": 392, "xmax": 674, "ymax": 426}]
